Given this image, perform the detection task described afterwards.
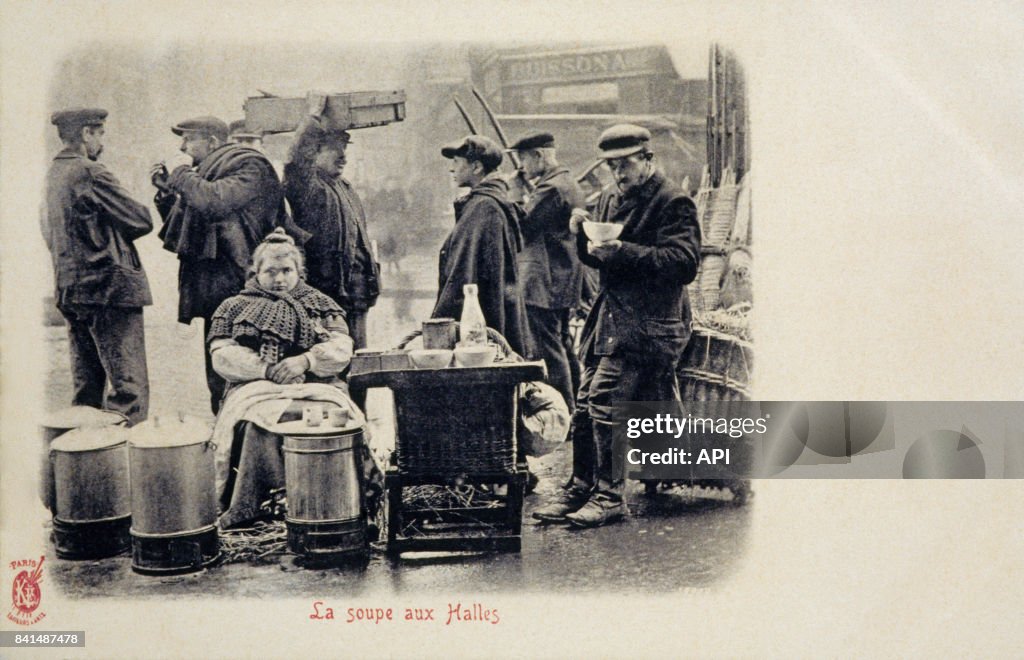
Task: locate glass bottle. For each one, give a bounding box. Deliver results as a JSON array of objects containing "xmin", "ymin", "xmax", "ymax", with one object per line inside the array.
[{"xmin": 459, "ymin": 283, "xmax": 487, "ymax": 345}]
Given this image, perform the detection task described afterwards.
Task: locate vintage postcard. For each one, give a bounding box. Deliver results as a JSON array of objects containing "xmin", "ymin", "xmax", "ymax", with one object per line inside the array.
[{"xmin": 1, "ymin": 1, "xmax": 1022, "ymax": 657}]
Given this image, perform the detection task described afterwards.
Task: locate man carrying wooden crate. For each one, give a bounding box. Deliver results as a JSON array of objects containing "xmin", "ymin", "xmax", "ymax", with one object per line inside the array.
[{"xmin": 283, "ymin": 96, "xmax": 380, "ymax": 359}]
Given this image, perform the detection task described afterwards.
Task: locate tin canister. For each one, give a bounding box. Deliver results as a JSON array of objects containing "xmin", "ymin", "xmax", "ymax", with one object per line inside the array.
[
  {"xmin": 282, "ymin": 425, "xmax": 368, "ymax": 564},
  {"xmin": 422, "ymin": 318, "xmax": 457, "ymax": 350},
  {"xmin": 50, "ymin": 426, "xmax": 132, "ymax": 559},
  {"xmin": 128, "ymin": 416, "xmax": 220, "ymax": 575},
  {"xmin": 40, "ymin": 406, "xmax": 128, "ymax": 511}
]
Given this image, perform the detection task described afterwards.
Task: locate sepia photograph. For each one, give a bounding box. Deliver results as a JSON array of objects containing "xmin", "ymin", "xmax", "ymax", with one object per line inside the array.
[
  {"xmin": 34, "ymin": 36, "xmax": 754, "ymax": 595},
  {"xmin": 2, "ymin": 1, "xmax": 1022, "ymax": 657}
]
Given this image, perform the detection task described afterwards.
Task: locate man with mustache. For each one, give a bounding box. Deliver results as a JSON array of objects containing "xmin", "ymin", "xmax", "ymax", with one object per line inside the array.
[
  {"xmin": 43, "ymin": 108, "xmax": 154, "ymax": 424},
  {"xmin": 283, "ymin": 96, "xmax": 380, "ymax": 410},
  {"xmin": 506, "ymin": 131, "xmax": 585, "ymax": 417},
  {"xmin": 534, "ymin": 124, "xmax": 701, "ymax": 528}
]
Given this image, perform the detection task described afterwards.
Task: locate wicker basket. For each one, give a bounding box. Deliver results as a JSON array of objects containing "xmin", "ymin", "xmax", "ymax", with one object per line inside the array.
[
  {"xmin": 391, "ymin": 385, "xmax": 517, "ymax": 477},
  {"xmin": 695, "ymin": 251, "xmax": 727, "ymax": 312},
  {"xmin": 678, "ymin": 325, "xmax": 753, "ymax": 413},
  {"xmin": 703, "ymin": 184, "xmax": 739, "ymax": 247},
  {"xmin": 391, "ymin": 325, "xmax": 521, "ymax": 478},
  {"xmin": 395, "ymin": 324, "xmax": 518, "ymax": 360}
]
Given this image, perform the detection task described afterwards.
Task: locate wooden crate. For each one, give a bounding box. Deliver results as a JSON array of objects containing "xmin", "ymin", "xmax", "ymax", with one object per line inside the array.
[{"xmin": 243, "ymin": 90, "xmax": 406, "ymax": 134}]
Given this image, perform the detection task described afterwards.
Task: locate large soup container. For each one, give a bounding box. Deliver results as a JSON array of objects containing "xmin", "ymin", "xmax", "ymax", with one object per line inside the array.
[
  {"xmin": 282, "ymin": 423, "xmax": 368, "ymax": 563},
  {"xmin": 50, "ymin": 426, "xmax": 132, "ymax": 559},
  {"xmin": 40, "ymin": 406, "xmax": 128, "ymax": 511},
  {"xmin": 128, "ymin": 416, "xmax": 220, "ymax": 575}
]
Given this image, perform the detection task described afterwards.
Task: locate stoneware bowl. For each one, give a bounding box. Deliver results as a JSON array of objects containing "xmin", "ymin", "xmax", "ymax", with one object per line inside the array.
[
  {"xmin": 408, "ymin": 348, "xmax": 454, "ymax": 369},
  {"xmin": 453, "ymin": 343, "xmax": 498, "ymax": 368},
  {"xmin": 582, "ymin": 221, "xmax": 623, "ymax": 242}
]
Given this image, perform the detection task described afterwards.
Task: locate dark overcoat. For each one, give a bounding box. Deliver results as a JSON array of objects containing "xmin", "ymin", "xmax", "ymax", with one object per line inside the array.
[
  {"xmin": 157, "ymin": 144, "xmax": 282, "ymax": 322},
  {"xmin": 284, "ymin": 163, "xmax": 379, "ymax": 312},
  {"xmin": 518, "ymin": 167, "xmax": 585, "ymax": 310},
  {"xmin": 433, "ymin": 176, "xmax": 534, "ymax": 358},
  {"xmin": 43, "ymin": 148, "xmax": 153, "ymax": 308},
  {"xmin": 576, "ymin": 170, "xmax": 701, "ymax": 363}
]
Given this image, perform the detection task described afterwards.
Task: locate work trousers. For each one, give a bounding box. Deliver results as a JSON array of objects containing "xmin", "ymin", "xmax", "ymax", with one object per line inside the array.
[
  {"xmin": 572, "ymin": 354, "xmax": 680, "ymax": 498},
  {"xmin": 344, "ymin": 308, "xmax": 369, "ymax": 411},
  {"xmin": 526, "ymin": 306, "xmax": 578, "ymax": 415},
  {"xmin": 62, "ymin": 304, "xmax": 149, "ymax": 425}
]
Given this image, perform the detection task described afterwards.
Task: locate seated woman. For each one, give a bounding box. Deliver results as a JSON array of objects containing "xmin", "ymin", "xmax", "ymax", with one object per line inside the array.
[{"xmin": 208, "ymin": 228, "xmax": 380, "ymax": 529}]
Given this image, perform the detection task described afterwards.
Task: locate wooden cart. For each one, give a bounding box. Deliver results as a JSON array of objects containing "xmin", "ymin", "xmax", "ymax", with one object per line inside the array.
[{"xmin": 350, "ymin": 359, "xmax": 545, "ymax": 555}]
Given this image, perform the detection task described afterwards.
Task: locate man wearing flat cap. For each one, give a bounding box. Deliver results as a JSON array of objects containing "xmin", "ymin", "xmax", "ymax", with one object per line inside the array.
[
  {"xmin": 227, "ymin": 119, "xmax": 265, "ymax": 151},
  {"xmin": 43, "ymin": 108, "xmax": 153, "ymax": 424},
  {"xmin": 284, "ymin": 95, "xmax": 380, "ymax": 361},
  {"xmin": 152, "ymin": 115, "xmax": 286, "ymax": 414},
  {"xmin": 534, "ymin": 123, "xmax": 701, "ymax": 528},
  {"xmin": 435, "ymin": 134, "xmax": 533, "ymax": 359},
  {"xmin": 507, "ymin": 132, "xmax": 585, "ymax": 416}
]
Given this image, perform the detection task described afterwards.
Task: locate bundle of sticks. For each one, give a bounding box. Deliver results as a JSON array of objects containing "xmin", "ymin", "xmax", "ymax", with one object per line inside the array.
[{"xmin": 219, "ymin": 520, "xmax": 288, "ymax": 564}]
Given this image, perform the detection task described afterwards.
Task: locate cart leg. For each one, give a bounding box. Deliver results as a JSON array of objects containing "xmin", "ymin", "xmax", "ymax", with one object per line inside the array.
[
  {"xmin": 507, "ymin": 465, "xmax": 526, "ymax": 537},
  {"xmin": 385, "ymin": 470, "xmax": 402, "ymax": 555}
]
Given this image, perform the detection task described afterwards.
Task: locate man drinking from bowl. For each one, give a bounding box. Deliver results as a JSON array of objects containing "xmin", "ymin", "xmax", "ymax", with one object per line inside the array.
[{"xmin": 532, "ymin": 124, "xmax": 701, "ymax": 528}]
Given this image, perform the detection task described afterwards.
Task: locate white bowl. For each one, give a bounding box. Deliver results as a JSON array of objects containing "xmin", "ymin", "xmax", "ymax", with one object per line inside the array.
[
  {"xmin": 583, "ymin": 221, "xmax": 623, "ymax": 242},
  {"xmin": 408, "ymin": 348, "xmax": 453, "ymax": 369},
  {"xmin": 453, "ymin": 343, "xmax": 498, "ymax": 367}
]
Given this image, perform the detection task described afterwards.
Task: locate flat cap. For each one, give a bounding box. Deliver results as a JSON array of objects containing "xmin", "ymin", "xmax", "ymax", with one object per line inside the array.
[
  {"xmin": 171, "ymin": 116, "xmax": 229, "ymax": 142},
  {"xmin": 598, "ymin": 124, "xmax": 651, "ymax": 159},
  {"xmin": 441, "ymin": 134, "xmax": 503, "ymax": 170},
  {"xmin": 50, "ymin": 107, "xmax": 107, "ymax": 127},
  {"xmin": 228, "ymin": 119, "xmax": 262, "ymax": 140},
  {"xmin": 507, "ymin": 132, "xmax": 555, "ymax": 152}
]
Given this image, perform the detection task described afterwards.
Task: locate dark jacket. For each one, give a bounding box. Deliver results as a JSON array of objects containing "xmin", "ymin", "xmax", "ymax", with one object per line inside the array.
[
  {"xmin": 577, "ymin": 170, "xmax": 701, "ymax": 362},
  {"xmin": 518, "ymin": 166, "xmax": 585, "ymax": 309},
  {"xmin": 43, "ymin": 148, "xmax": 153, "ymax": 308},
  {"xmin": 433, "ymin": 175, "xmax": 534, "ymax": 358},
  {"xmin": 156, "ymin": 144, "xmax": 282, "ymax": 322},
  {"xmin": 284, "ymin": 158, "xmax": 379, "ymax": 313}
]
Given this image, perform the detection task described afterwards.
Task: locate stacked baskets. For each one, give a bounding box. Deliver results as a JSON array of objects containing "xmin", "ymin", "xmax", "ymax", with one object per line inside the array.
[{"xmin": 682, "ymin": 167, "xmax": 754, "ymax": 403}]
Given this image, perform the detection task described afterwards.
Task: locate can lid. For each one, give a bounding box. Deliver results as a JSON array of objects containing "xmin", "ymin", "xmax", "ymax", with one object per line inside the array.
[
  {"xmin": 271, "ymin": 419, "xmax": 363, "ymax": 438},
  {"xmin": 51, "ymin": 425, "xmax": 131, "ymax": 452},
  {"xmin": 42, "ymin": 406, "xmax": 128, "ymax": 431},
  {"xmin": 128, "ymin": 414, "xmax": 212, "ymax": 448}
]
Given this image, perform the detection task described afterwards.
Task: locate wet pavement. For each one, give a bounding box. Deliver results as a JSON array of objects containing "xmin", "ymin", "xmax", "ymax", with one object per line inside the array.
[{"xmin": 46, "ymin": 462, "xmax": 752, "ymax": 598}]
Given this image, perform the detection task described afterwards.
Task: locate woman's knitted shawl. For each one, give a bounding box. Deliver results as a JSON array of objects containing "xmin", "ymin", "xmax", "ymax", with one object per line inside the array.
[{"xmin": 208, "ymin": 279, "xmax": 345, "ymax": 358}]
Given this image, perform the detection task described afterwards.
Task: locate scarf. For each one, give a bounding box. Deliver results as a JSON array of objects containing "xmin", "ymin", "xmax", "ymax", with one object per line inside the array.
[
  {"xmin": 207, "ymin": 279, "xmax": 344, "ymax": 357},
  {"xmin": 158, "ymin": 144, "xmax": 279, "ymax": 263},
  {"xmin": 456, "ymin": 174, "xmax": 524, "ymax": 252}
]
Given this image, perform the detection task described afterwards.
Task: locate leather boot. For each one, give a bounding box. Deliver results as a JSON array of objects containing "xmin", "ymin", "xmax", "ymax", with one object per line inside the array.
[
  {"xmin": 532, "ymin": 478, "xmax": 592, "ymax": 522},
  {"xmin": 565, "ymin": 422, "xmax": 626, "ymax": 527},
  {"xmin": 564, "ymin": 491, "xmax": 625, "ymax": 528}
]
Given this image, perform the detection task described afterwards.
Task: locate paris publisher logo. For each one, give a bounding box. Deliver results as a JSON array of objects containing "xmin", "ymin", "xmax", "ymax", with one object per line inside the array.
[{"xmin": 7, "ymin": 556, "xmax": 46, "ymax": 626}]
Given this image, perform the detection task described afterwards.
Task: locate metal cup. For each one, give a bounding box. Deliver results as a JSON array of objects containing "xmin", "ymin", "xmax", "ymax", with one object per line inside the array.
[
  {"xmin": 422, "ymin": 318, "xmax": 457, "ymax": 350},
  {"xmin": 303, "ymin": 405, "xmax": 324, "ymax": 427},
  {"xmin": 327, "ymin": 408, "xmax": 350, "ymax": 428}
]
